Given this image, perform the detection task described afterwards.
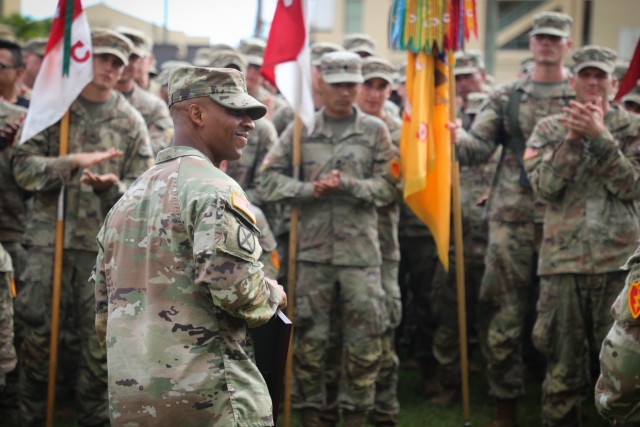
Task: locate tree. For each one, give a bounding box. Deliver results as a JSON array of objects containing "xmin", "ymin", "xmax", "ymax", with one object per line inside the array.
[{"xmin": 0, "ymin": 14, "xmax": 52, "ymax": 41}]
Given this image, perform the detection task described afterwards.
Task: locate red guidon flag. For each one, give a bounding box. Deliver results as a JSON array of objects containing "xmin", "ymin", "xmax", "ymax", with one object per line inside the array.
[
  {"xmin": 261, "ymin": 0, "xmax": 315, "ymax": 131},
  {"xmin": 615, "ymin": 36, "xmax": 640, "ymax": 102},
  {"xmin": 19, "ymin": 0, "xmax": 92, "ymax": 144}
]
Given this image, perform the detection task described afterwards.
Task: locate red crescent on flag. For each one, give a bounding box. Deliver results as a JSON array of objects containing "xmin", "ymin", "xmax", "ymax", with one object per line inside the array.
[{"xmin": 71, "ymin": 40, "xmax": 90, "ymax": 63}]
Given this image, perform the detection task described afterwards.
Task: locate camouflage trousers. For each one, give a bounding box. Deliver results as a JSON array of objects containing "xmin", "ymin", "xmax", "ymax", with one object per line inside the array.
[
  {"xmin": 16, "ymin": 247, "xmax": 108, "ymax": 427},
  {"xmin": 479, "ymin": 220, "xmax": 541, "ymax": 399},
  {"xmin": 533, "ymin": 272, "xmax": 623, "ymax": 426},
  {"xmin": 293, "ymin": 262, "xmax": 385, "ymax": 412},
  {"xmin": 398, "ymin": 236, "xmax": 460, "ymax": 387}
]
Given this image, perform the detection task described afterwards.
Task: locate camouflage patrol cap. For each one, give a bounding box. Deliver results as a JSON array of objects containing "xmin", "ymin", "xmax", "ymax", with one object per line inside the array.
[
  {"xmin": 158, "ymin": 61, "xmax": 191, "ymax": 86},
  {"xmin": 614, "ymin": 60, "xmax": 629, "ymax": 81},
  {"xmin": 311, "ymin": 42, "xmax": 344, "ymax": 66},
  {"xmin": 193, "ymin": 47, "xmax": 213, "ymax": 66},
  {"xmin": 116, "ymin": 26, "xmax": 153, "ymax": 58},
  {"xmin": 168, "ymin": 66, "xmax": 267, "ymax": 120},
  {"xmin": 209, "ymin": 49, "xmax": 248, "ymax": 73},
  {"xmin": 362, "ymin": 56, "xmax": 395, "ymax": 84},
  {"xmin": 92, "ymin": 29, "xmax": 133, "ymax": 66},
  {"xmin": 239, "ymin": 37, "xmax": 266, "ymax": 66},
  {"xmin": 572, "ymin": 45, "xmax": 617, "ymax": 74},
  {"xmin": 466, "ymin": 92, "xmax": 488, "ymax": 115},
  {"xmin": 320, "ymin": 51, "xmax": 363, "ymax": 84},
  {"xmin": 343, "ymin": 33, "xmax": 376, "ymax": 57},
  {"xmin": 530, "ymin": 12, "xmax": 572, "ymax": 38},
  {"xmin": 24, "ymin": 38, "xmax": 47, "ymax": 57},
  {"xmin": 621, "ymin": 82, "xmax": 640, "ymax": 106},
  {"xmin": 210, "ymin": 43, "xmax": 236, "ymax": 53},
  {"xmin": 454, "ymin": 50, "xmax": 484, "ymax": 75}
]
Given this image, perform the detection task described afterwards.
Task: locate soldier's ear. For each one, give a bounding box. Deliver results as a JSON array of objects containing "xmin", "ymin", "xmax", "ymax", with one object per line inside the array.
[{"xmin": 188, "ymin": 103, "xmax": 204, "ymax": 126}]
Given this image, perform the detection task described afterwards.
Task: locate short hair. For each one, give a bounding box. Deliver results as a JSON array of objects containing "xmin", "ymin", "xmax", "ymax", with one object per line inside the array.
[{"xmin": 0, "ymin": 40, "xmax": 23, "ymax": 68}]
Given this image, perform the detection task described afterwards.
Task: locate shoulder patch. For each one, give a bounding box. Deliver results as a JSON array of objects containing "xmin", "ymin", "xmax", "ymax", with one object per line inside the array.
[
  {"xmin": 523, "ymin": 147, "xmax": 539, "ymax": 161},
  {"xmin": 231, "ymin": 193, "xmax": 256, "ymax": 224},
  {"xmin": 628, "ymin": 281, "xmax": 640, "ymax": 319},
  {"xmin": 237, "ymin": 224, "xmax": 257, "ymax": 253},
  {"xmin": 389, "ymin": 158, "xmax": 401, "ymax": 180}
]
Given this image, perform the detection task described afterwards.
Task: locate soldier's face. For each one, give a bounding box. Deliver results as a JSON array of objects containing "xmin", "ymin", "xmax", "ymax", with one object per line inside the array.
[
  {"xmin": 22, "ymin": 51, "xmax": 42, "ymax": 84},
  {"xmin": 529, "ymin": 34, "xmax": 571, "ymax": 66},
  {"xmin": 245, "ymin": 64, "xmax": 263, "ymax": 95},
  {"xmin": 0, "ymin": 48, "xmax": 22, "ymax": 91},
  {"xmin": 455, "ymin": 72, "xmax": 484, "ymax": 101},
  {"xmin": 623, "ymin": 101, "xmax": 640, "ymax": 114},
  {"xmin": 92, "ymin": 54, "xmax": 125, "ymax": 90},
  {"xmin": 202, "ymin": 100, "xmax": 255, "ymax": 164},
  {"xmin": 321, "ymin": 81, "xmax": 359, "ymax": 118},
  {"xmin": 570, "ymin": 67, "xmax": 615, "ymax": 105},
  {"xmin": 119, "ymin": 54, "xmax": 141, "ymax": 84},
  {"xmin": 357, "ymin": 77, "xmax": 390, "ymax": 116}
]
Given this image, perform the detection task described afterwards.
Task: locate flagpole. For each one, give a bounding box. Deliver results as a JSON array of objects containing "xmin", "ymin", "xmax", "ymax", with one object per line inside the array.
[
  {"xmin": 448, "ymin": 51, "xmax": 471, "ymax": 426},
  {"xmin": 283, "ymin": 115, "xmax": 302, "ymax": 427},
  {"xmin": 46, "ymin": 110, "xmax": 70, "ymax": 427}
]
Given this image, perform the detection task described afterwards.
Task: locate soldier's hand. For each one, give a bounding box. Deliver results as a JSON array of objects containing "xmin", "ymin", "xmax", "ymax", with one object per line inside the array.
[
  {"xmin": 80, "ymin": 169, "xmax": 119, "ymax": 193},
  {"xmin": 71, "ymin": 148, "xmax": 123, "ymax": 170},
  {"xmin": 274, "ymin": 284, "xmax": 287, "ymax": 309},
  {"xmin": 0, "ymin": 117, "xmax": 24, "ymax": 148},
  {"xmin": 313, "ymin": 170, "xmax": 341, "ymax": 197},
  {"xmin": 560, "ymin": 100, "xmax": 605, "ymax": 140}
]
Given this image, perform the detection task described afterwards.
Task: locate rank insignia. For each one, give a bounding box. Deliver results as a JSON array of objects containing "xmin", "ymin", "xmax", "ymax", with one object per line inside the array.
[
  {"xmin": 628, "ymin": 281, "xmax": 640, "ymax": 319},
  {"xmin": 237, "ymin": 224, "xmax": 256, "ymax": 253}
]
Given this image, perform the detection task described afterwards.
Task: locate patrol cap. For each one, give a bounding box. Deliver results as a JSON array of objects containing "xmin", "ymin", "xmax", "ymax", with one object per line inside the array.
[
  {"xmin": 454, "ymin": 50, "xmax": 484, "ymax": 75},
  {"xmin": 466, "ymin": 92, "xmax": 488, "ymax": 115},
  {"xmin": 311, "ymin": 42, "xmax": 344, "ymax": 66},
  {"xmin": 622, "ymin": 82, "xmax": 640, "ymax": 106},
  {"xmin": 238, "ymin": 37, "xmax": 266, "ymax": 66},
  {"xmin": 192, "ymin": 47, "xmax": 213, "ymax": 66},
  {"xmin": 529, "ymin": 12, "xmax": 572, "ymax": 38},
  {"xmin": 343, "ymin": 33, "xmax": 376, "ymax": 56},
  {"xmin": 320, "ymin": 51, "xmax": 363, "ymax": 84},
  {"xmin": 116, "ymin": 26, "xmax": 153, "ymax": 58},
  {"xmin": 24, "ymin": 38, "xmax": 47, "ymax": 57},
  {"xmin": 614, "ymin": 60, "xmax": 629, "ymax": 81},
  {"xmin": 92, "ymin": 29, "xmax": 133, "ymax": 66},
  {"xmin": 158, "ymin": 60, "xmax": 191, "ymax": 86},
  {"xmin": 0, "ymin": 38, "xmax": 21, "ymax": 54},
  {"xmin": 571, "ymin": 45, "xmax": 617, "ymax": 75},
  {"xmin": 168, "ymin": 66, "xmax": 267, "ymax": 120},
  {"xmin": 209, "ymin": 49, "xmax": 247, "ymax": 73},
  {"xmin": 362, "ymin": 56, "xmax": 395, "ymax": 85},
  {"xmin": 210, "ymin": 43, "xmax": 236, "ymax": 53}
]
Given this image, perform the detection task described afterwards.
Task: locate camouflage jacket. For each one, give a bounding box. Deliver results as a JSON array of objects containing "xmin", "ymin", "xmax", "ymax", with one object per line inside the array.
[
  {"xmin": 91, "ymin": 146, "xmax": 281, "ymax": 426},
  {"xmin": 12, "ymin": 92, "xmax": 153, "ymax": 252},
  {"xmin": 595, "ymin": 245, "xmax": 640, "ymax": 423},
  {"xmin": 0, "ymin": 242, "xmax": 15, "ymax": 382},
  {"xmin": 255, "ymin": 205, "xmax": 279, "ymax": 280},
  {"xmin": 123, "ymin": 83, "xmax": 174, "ymax": 156},
  {"xmin": 271, "ymin": 104, "xmax": 294, "ymax": 136},
  {"xmin": 226, "ymin": 118, "xmax": 277, "ymax": 204},
  {"xmin": 257, "ymin": 107, "xmax": 399, "ymax": 266},
  {"xmin": 0, "ymin": 100, "xmax": 27, "ymax": 243},
  {"xmin": 457, "ymin": 75, "xmax": 573, "ymax": 223},
  {"xmin": 525, "ymin": 105, "xmax": 640, "ymax": 275},
  {"xmin": 379, "ymin": 113, "xmax": 402, "ymax": 261}
]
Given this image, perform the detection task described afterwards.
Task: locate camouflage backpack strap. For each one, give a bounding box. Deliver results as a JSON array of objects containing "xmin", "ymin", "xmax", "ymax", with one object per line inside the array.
[{"xmin": 499, "ymin": 81, "xmax": 531, "ymax": 188}]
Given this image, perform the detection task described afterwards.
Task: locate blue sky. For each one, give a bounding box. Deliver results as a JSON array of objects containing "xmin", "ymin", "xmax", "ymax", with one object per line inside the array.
[{"xmin": 22, "ymin": 0, "xmax": 278, "ymax": 45}]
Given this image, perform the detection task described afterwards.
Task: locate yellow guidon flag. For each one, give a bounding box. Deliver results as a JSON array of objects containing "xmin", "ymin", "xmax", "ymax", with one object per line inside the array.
[{"xmin": 400, "ymin": 50, "xmax": 452, "ymax": 270}]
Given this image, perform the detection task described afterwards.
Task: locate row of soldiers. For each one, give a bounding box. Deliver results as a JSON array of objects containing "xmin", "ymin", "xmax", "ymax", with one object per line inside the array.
[{"xmin": 0, "ymin": 9, "xmax": 640, "ymax": 427}]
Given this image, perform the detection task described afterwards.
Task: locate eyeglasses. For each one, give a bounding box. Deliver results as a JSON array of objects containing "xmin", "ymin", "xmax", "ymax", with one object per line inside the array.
[{"xmin": 0, "ymin": 62, "xmax": 16, "ymax": 70}]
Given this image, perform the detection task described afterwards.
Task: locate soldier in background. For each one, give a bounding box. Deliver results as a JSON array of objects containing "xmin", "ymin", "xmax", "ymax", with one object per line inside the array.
[
  {"xmin": 613, "ymin": 59, "xmax": 629, "ymax": 83},
  {"xmin": 258, "ymin": 51, "xmax": 398, "ymax": 427},
  {"xmin": 0, "ymin": 99, "xmax": 26, "ymax": 425},
  {"xmin": 92, "ymin": 65, "xmax": 286, "ymax": 426},
  {"xmin": 454, "ymin": 12, "xmax": 574, "ymax": 426},
  {"xmin": 621, "ymin": 82, "xmax": 640, "ymax": 115},
  {"xmin": 525, "ymin": 45, "xmax": 640, "ymax": 426},
  {"xmin": 116, "ymin": 28, "xmax": 174, "ymax": 156},
  {"xmin": 356, "ymin": 56, "xmax": 402, "ymax": 426},
  {"xmin": 116, "ymin": 27, "xmax": 156, "ymax": 91},
  {"xmin": 343, "ymin": 34, "xmax": 376, "ymax": 58},
  {"xmin": 0, "ymin": 38, "xmax": 27, "ymax": 108},
  {"xmin": 156, "ymin": 60, "xmax": 192, "ymax": 104},
  {"xmin": 454, "ymin": 50, "xmax": 487, "ymax": 117},
  {"xmin": 19, "ymin": 38, "xmax": 46, "ymax": 94},
  {"xmin": 0, "ymin": 243, "xmax": 15, "ymax": 396},
  {"xmin": 12, "ymin": 29, "xmax": 153, "ymax": 426},
  {"xmin": 595, "ymin": 246, "xmax": 640, "ymax": 425}
]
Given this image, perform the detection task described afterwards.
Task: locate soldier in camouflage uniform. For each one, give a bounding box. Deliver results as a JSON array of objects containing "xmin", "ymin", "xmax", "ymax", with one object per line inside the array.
[
  {"xmin": 20, "ymin": 38, "xmax": 46, "ymax": 92},
  {"xmin": 595, "ymin": 245, "xmax": 640, "ymax": 425},
  {"xmin": 0, "ymin": 98, "xmax": 26, "ymax": 425},
  {"xmin": 115, "ymin": 27, "xmax": 156, "ymax": 91},
  {"xmin": 524, "ymin": 45, "xmax": 640, "ymax": 426},
  {"xmin": 116, "ymin": 28, "xmax": 174, "ymax": 155},
  {"xmin": 355, "ymin": 56, "xmax": 402, "ymax": 426},
  {"xmin": 342, "ymin": 34, "xmax": 376, "ymax": 58},
  {"xmin": 91, "ymin": 65, "xmax": 286, "ymax": 426},
  {"xmin": 0, "ymin": 243, "xmax": 15, "ymax": 393},
  {"xmin": 12, "ymin": 29, "xmax": 153, "ymax": 427},
  {"xmin": 621, "ymin": 82, "xmax": 640, "ymax": 115},
  {"xmin": 455, "ymin": 12, "xmax": 574, "ymax": 426},
  {"xmin": 258, "ymin": 51, "xmax": 398, "ymax": 427}
]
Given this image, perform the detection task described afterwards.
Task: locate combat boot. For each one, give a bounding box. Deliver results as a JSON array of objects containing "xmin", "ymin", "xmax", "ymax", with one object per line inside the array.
[
  {"xmin": 485, "ymin": 399, "xmax": 518, "ymax": 427},
  {"xmin": 342, "ymin": 410, "xmax": 368, "ymax": 427}
]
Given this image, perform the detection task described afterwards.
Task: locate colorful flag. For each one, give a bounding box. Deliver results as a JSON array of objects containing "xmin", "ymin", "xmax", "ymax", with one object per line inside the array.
[
  {"xmin": 261, "ymin": 0, "xmax": 315, "ymax": 131},
  {"xmin": 614, "ymin": 36, "xmax": 640, "ymax": 102},
  {"xmin": 19, "ymin": 0, "xmax": 92, "ymax": 145},
  {"xmin": 401, "ymin": 51, "xmax": 452, "ymax": 270}
]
